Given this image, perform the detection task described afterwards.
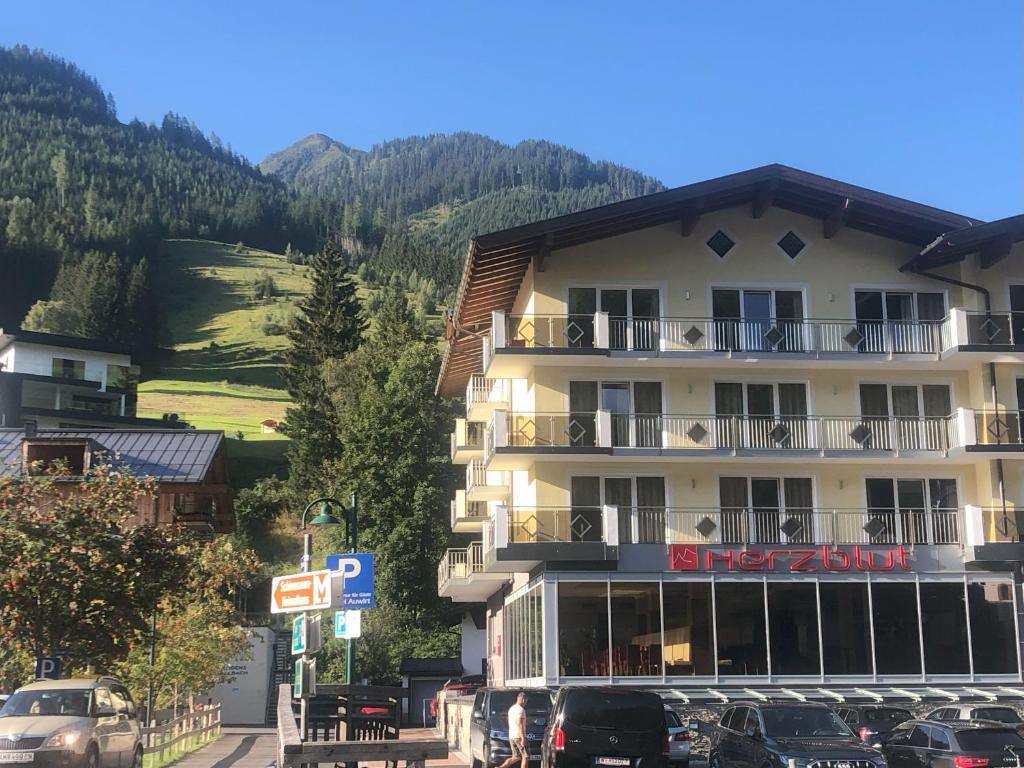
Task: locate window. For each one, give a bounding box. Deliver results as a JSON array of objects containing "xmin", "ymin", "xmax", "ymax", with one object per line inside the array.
[
  {"xmin": 558, "ymin": 582, "xmax": 609, "ymax": 676},
  {"xmin": 505, "ymin": 584, "xmax": 543, "ymax": 681},
  {"xmin": 920, "ymin": 582, "xmax": 969, "ymax": 674},
  {"xmin": 767, "ymin": 582, "xmax": 820, "ymax": 675},
  {"xmin": 864, "ymin": 478, "xmax": 959, "ymax": 545},
  {"xmin": 715, "ymin": 582, "xmax": 768, "ymax": 676},
  {"xmin": 94, "ymin": 688, "xmax": 113, "ymax": 715},
  {"xmin": 777, "ymin": 231, "xmax": 806, "ymax": 259},
  {"xmin": 929, "ymin": 727, "xmax": 950, "ymax": 751},
  {"xmin": 908, "ymin": 726, "xmax": 930, "ymax": 748},
  {"xmin": 109, "ymin": 688, "xmax": 128, "ymax": 716},
  {"xmin": 51, "ymin": 357, "xmax": 86, "ymax": 380},
  {"xmin": 568, "ymin": 287, "xmax": 661, "ymax": 350},
  {"xmin": 718, "ymin": 477, "xmax": 814, "ymax": 544},
  {"xmin": 714, "ymin": 382, "xmax": 809, "ymax": 449},
  {"xmin": 707, "ymin": 230, "xmax": 735, "ymax": 258},
  {"xmin": 968, "ymin": 582, "xmax": 1019, "ymax": 674},
  {"xmin": 711, "ymin": 288, "xmax": 806, "ymax": 352},
  {"xmin": 105, "ymin": 364, "xmax": 139, "ymax": 390},
  {"xmin": 570, "ymin": 379, "xmax": 664, "ymax": 448},
  {"xmin": 581, "ymin": 475, "xmax": 667, "ymax": 544},
  {"xmin": 871, "ymin": 582, "xmax": 922, "ymax": 674},
  {"xmin": 610, "ymin": 583, "xmax": 662, "ymax": 676},
  {"xmin": 24, "ymin": 440, "xmax": 89, "ymax": 475},
  {"xmin": 857, "ymin": 383, "xmax": 952, "ymax": 451},
  {"xmin": 663, "ymin": 582, "xmax": 714, "ymax": 676},
  {"xmin": 820, "ymin": 582, "xmax": 872, "ymax": 675},
  {"xmin": 853, "ymin": 290, "xmax": 945, "ymax": 353}
]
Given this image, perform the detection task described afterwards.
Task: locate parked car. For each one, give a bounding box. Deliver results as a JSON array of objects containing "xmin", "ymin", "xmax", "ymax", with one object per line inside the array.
[
  {"xmin": 542, "ymin": 687, "xmax": 668, "ymax": 768},
  {"xmin": 709, "ymin": 702, "xmax": 885, "ymax": 768},
  {"xmin": 470, "ymin": 688, "xmax": 555, "ymax": 768},
  {"xmin": 882, "ymin": 720, "xmax": 1024, "ymax": 768},
  {"xmin": 925, "ymin": 705, "xmax": 1024, "ymax": 732},
  {"xmin": 664, "ymin": 709, "xmax": 691, "ymax": 768},
  {"xmin": 0, "ymin": 676, "xmax": 142, "ymax": 768},
  {"xmin": 836, "ymin": 706, "xmax": 914, "ymax": 747}
]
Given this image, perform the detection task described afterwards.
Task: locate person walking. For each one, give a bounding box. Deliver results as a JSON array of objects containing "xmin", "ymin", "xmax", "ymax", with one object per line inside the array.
[{"xmin": 498, "ymin": 692, "xmax": 529, "ymax": 768}]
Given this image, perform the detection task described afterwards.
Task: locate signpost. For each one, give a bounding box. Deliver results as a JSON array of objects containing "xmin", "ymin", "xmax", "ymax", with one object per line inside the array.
[
  {"xmin": 333, "ymin": 610, "xmax": 362, "ymax": 639},
  {"xmin": 325, "ymin": 553, "xmax": 376, "ymax": 609},
  {"xmin": 34, "ymin": 657, "xmax": 62, "ymax": 680},
  {"xmin": 291, "ymin": 614, "xmax": 323, "ymax": 655},
  {"xmin": 271, "ymin": 570, "xmax": 333, "ymax": 614}
]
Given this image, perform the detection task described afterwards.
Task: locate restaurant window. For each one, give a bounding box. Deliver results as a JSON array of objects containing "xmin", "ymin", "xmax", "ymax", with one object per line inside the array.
[
  {"xmin": 819, "ymin": 582, "xmax": 872, "ymax": 675},
  {"xmin": 610, "ymin": 583, "xmax": 662, "ymax": 676},
  {"xmin": 715, "ymin": 582, "xmax": 768, "ymax": 676},
  {"xmin": 663, "ymin": 582, "xmax": 714, "ymax": 676},
  {"xmin": 558, "ymin": 582, "xmax": 609, "ymax": 676},
  {"xmin": 505, "ymin": 583, "xmax": 543, "ymax": 681},
  {"xmin": 968, "ymin": 581, "xmax": 1018, "ymax": 674},
  {"xmin": 767, "ymin": 582, "xmax": 820, "ymax": 675},
  {"xmin": 871, "ymin": 582, "xmax": 922, "ymax": 674},
  {"xmin": 52, "ymin": 357, "xmax": 86, "ymax": 380},
  {"xmin": 920, "ymin": 582, "xmax": 969, "ymax": 674}
]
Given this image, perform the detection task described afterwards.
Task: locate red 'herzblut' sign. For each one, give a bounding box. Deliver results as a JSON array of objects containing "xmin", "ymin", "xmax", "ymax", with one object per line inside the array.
[{"xmin": 667, "ymin": 544, "xmax": 912, "ymax": 573}]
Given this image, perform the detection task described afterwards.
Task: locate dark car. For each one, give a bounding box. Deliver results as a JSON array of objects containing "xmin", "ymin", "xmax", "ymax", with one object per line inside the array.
[
  {"xmin": 836, "ymin": 706, "xmax": 913, "ymax": 747},
  {"xmin": 925, "ymin": 706, "xmax": 1024, "ymax": 733},
  {"xmin": 542, "ymin": 687, "xmax": 668, "ymax": 768},
  {"xmin": 471, "ymin": 688, "xmax": 554, "ymax": 768},
  {"xmin": 883, "ymin": 720, "xmax": 1024, "ymax": 768},
  {"xmin": 709, "ymin": 702, "xmax": 885, "ymax": 768}
]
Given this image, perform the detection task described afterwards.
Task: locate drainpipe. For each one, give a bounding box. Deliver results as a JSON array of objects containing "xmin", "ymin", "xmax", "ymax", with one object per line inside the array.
[{"xmin": 907, "ymin": 266, "xmax": 1007, "ymax": 514}]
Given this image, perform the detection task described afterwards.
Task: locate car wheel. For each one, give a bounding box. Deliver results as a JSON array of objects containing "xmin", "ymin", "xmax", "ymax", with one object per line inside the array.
[
  {"xmin": 709, "ymin": 754, "xmax": 722, "ymax": 768},
  {"xmin": 472, "ymin": 759, "xmax": 483, "ymax": 768},
  {"xmin": 86, "ymin": 746, "xmax": 100, "ymax": 768},
  {"xmin": 131, "ymin": 747, "xmax": 143, "ymax": 768}
]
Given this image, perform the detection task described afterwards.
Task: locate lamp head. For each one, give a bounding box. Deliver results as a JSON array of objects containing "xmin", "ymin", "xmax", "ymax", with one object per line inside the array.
[{"xmin": 309, "ymin": 500, "xmax": 343, "ymax": 527}]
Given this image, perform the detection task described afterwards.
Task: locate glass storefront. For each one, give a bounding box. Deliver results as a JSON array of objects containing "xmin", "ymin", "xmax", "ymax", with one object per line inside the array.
[
  {"xmin": 542, "ymin": 577, "xmax": 1019, "ymax": 681},
  {"xmin": 505, "ymin": 583, "xmax": 543, "ymax": 681}
]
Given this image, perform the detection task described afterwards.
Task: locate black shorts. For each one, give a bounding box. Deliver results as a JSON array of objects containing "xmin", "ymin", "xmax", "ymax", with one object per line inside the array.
[{"xmin": 510, "ymin": 738, "xmax": 527, "ymax": 758}]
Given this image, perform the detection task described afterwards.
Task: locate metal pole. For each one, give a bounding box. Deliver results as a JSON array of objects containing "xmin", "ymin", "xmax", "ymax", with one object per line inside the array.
[
  {"xmin": 345, "ymin": 494, "xmax": 357, "ymax": 685},
  {"xmin": 146, "ymin": 605, "xmax": 157, "ymax": 745},
  {"xmin": 299, "ymin": 531, "xmax": 311, "ymax": 740}
]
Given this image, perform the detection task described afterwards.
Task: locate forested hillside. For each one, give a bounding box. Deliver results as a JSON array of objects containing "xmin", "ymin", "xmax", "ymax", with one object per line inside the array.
[
  {"xmin": 0, "ymin": 46, "xmax": 314, "ymax": 333},
  {"xmin": 263, "ymin": 132, "xmax": 664, "ymax": 294}
]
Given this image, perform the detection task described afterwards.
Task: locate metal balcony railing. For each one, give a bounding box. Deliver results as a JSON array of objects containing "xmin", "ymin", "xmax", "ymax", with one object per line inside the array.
[
  {"xmin": 961, "ymin": 311, "xmax": 1023, "ymax": 346},
  {"xmin": 465, "ymin": 376, "xmax": 509, "ymax": 411},
  {"xmin": 973, "ymin": 410, "xmax": 1024, "ymax": 446},
  {"xmin": 437, "ymin": 543, "xmax": 484, "ymax": 591},
  {"xmin": 621, "ymin": 506, "xmax": 962, "ymax": 546},
  {"xmin": 507, "ymin": 506, "xmax": 605, "ymax": 544}
]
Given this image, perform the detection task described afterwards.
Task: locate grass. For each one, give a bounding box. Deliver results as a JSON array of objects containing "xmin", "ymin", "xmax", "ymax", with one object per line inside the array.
[{"xmin": 143, "ymin": 732, "xmax": 221, "ymax": 768}]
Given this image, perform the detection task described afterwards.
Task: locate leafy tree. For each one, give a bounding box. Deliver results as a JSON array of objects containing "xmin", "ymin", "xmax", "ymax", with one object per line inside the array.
[
  {"xmin": 0, "ymin": 464, "xmax": 195, "ymax": 668},
  {"xmin": 252, "ymin": 269, "xmax": 278, "ymax": 301},
  {"xmin": 281, "ymin": 241, "xmax": 365, "ymax": 503}
]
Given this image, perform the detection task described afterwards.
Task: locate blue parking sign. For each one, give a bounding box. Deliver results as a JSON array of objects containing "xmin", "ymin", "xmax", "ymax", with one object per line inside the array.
[
  {"xmin": 35, "ymin": 657, "xmax": 62, "ymax": 680},
  {"xmin": 325, "ymin": 553, "xmax": 376, "ymax": 609}
]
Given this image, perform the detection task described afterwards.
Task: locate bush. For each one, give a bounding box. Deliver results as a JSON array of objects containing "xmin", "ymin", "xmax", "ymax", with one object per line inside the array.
[{"xmin": 261, "ymin": 321, "xmax": 285, "ymax": 336}]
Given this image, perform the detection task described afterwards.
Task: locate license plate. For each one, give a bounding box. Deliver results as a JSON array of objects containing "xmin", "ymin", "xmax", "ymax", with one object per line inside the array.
[
  {"xmin": 596, "ymin": 758, "xmax": 630, "ymax": 766},
  {"xmin": 0, "ymin": 754, "xmax": 34, "ymax": 764}
]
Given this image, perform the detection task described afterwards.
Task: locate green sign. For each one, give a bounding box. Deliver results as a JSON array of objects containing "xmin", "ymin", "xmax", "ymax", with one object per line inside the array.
[
  {"xmin": 291, "ymin": 614, "xmax": 306, "ymax": 655},
  {"xmin": 293, "ymin": 659, "xmax": 304, "ymax": 697}
]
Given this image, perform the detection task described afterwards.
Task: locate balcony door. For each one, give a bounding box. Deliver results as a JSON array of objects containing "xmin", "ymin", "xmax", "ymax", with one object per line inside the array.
[
  {"xmin": 714, "ymin": 382, "xmax": 808, "ymax": 448},
  {"xmin": 719, "ymin": 477, "xmax": 814, "ymax": 544},
  {"xmin": 570, "ymin": 476, "xmax": 666, "ymax": 543},
  {"xmin": 853, "ymin": 290, "xmax": 944, "ymax": 352},
  {"xmin": 865, "ymin": 478, "xmax": 959, "ymax": 545},
  {"xmin": 571, "ymin": 380, "xmax": 663, "ymax": 447},
  {"xmin": 858, "ymin": 383, "xmax": 951, "ymax": 450},
  {"xmin": 711, "ymin": 288, "xmax": 805, "ymax": 352},
  {"xmin": 568, "ymin": 287, "xmax": 660, "ymax": 351}
]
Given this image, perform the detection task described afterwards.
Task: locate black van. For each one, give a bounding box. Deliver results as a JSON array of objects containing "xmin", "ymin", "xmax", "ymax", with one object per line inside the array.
[
  {"xmin": 542, "ymin": 687, "xmax": 668, "ymax": 768},
  {"xmin": 470, "ymin": 688, "xmax": 555, "ymax": 768}
]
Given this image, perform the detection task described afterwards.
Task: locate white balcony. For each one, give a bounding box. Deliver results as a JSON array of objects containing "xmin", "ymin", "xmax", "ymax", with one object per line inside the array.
[
  {"xmin": 437, "ymin": 542, "xmax": 506, "ymax": 602},
  {"xmin": 482, "ymin": 504, "xmax": 620, "ymax": 573},
  {"xmin": 465, "ymin": 376, "xmax": 510, "ymax": 421},
  {"xmin": 450, "ymin": 489, "xmax": 489, "ymax": 533},
  {"xmin": 450, "ymin": 418, "xmax": 484, "ymax": 464},
  {"xmin": 465, "ymin": 458, "xmax": 509, "ymax": 502}
]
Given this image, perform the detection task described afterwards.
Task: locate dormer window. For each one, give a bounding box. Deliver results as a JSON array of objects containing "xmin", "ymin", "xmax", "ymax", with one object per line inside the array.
[
  {"xmin": 23, "ymin": 439, "xmax": 91, "ymax": 475},
  {"xmin": 52, "ymin": 358, "xmax": 86, "ymax": 380}
]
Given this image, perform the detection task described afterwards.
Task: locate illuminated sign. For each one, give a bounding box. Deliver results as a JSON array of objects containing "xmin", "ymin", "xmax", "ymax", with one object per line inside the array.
[{"xmin": 667, "ymin": 544, "xmax": 912, "ymax": 573}]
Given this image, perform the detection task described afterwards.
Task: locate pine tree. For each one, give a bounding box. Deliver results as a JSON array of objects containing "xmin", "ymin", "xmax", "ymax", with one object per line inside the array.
[{"xmin": 281, "ymin": 241, "xmax": 366, "ymax": 502}]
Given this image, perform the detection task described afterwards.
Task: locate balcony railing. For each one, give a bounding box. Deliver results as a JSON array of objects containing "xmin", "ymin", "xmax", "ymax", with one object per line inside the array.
[
  {"xmin": 437, "ymin": 543, "xmax": 484, "ymax": 592},
  {"xmin": 465, "ymin": 376, "xmax": 510, "ymax": 412},
  {"xmin": 973, "ymin": 410, "xmax": 1024, "ymax": 447},
  {"xmin": 450, "ymin": 489, "xmax": 489, "ymax": 530},
  {"xmin": 488, "ymin": 309, "xmax": 1024, "ymax": 358},
  {"xmin": 626, "ymin": 506, "xmax": 962, "ymax": 546},
  {"xmin": 466, "ymin": 458, "xmax": 510, "ymax": 499},
  {"xmin": 496, "ymin": 411, "xmax": 962, "ymax": 453}
]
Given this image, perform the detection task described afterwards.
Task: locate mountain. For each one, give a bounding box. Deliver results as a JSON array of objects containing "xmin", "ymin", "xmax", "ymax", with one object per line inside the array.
[
  {"xmin": 261, "ymin": 132, "xmax": 665, "ymax": 293},
  {"xmin": 0, "ymin": 45, "xmax": 315, "ymax": 330}
]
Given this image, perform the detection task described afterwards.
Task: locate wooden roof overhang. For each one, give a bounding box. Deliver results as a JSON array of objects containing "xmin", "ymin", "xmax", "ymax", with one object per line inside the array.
[
  {"xmin": 903, "ymin": 213, "xmax": 1024, "ymax": 272},
  {"xmin": 437, "ymin": 164, "xmax": 982, "ymax": 397}
]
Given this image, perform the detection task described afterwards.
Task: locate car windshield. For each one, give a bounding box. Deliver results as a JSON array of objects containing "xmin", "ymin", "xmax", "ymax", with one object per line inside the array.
[
  {"xmin": 0, "ymin": 690, "xmax": 91, "ymax": 717},
  {"xmin": 563, "ymin": 691, "xmax": 665, "ymax": 732},
  {"xmin": 972, "ymin": 709, "xmax": 1022, "ymax": 724},
  {"xmin": 762, "ymin": 707, "xmax": 854, "ymax": 738},
  {"xmin": 865, "ymin": 709, "xmax": 912, "ymax": 723},
  {"xmin": 957, "ymin": 730, "xmax": 1024, "ymax": 751},
  {"xmin": 489, "ymin": 691, "xmax": 553, "ymax": 716}
]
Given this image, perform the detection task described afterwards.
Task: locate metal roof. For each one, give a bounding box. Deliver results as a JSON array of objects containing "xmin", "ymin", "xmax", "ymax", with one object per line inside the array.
[
  {"xmin": 656, "ymin": 687, "xmax": 1024, "ymax": 705},
  {"xmin": 0, "ymin": 328, "xmax": 133, "ymax": 356},
  {"xmin": 0, "ymin": 429, "xmax": 223, "ymax": 483}
]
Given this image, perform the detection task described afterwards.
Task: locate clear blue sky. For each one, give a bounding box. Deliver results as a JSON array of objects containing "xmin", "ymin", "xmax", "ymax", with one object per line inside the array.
[{"xmin": 4, "ymin": 1, "xmax": 1022, "ymax": 219}]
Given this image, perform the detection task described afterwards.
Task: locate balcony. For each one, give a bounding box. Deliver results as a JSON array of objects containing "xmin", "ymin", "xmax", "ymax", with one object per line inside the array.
[
  {"xmin": 450, "ymin": 489, "xmax": 489, "ymax": 533},
  {"xmin": 465, "ymin": 458, "xmax": 509, "ymax": 501},
  {"xmin": 482, "ymin": 505, "xmax": 619, "ymax": 572},
  {"xmin": 967, "ymin": 410, "xmax": 1024, "ymax": 452},
  {"xmin": 437, "ymin": 543, "xmax": 505, "ymax": 602},
  {"xmin": 483, "ymin": 409, "xmax": 1001, "ymax": 467},
  {"xmin": 964, "ymin": 505, "xmax": 1024, "ymax": 566},
  {"xmin": 465, "ymin": 376, "xmax": 510, "ymax": 421},
  {"xmin": 450, "ymin": 418, "xmax": 485, "ymax": 464},
  {"xmin": 483, "ymin": 308, "xmax": 1024, "ymax": 376}
]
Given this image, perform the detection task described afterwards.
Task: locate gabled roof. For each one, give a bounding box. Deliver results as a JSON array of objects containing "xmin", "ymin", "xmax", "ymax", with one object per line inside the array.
[
  {"xmin": 0, "ymin": 429, "xmax": 223, "ymax": 482},
  {"xmin": 906, "ymin": 213, "xmax": 1024, "ymax": 271},
  {"xmin": 438, "ymin": 163, "xmax": 982, "ymax": 396},
  {"xmin": 0, "ymin": 328, "xmax": 133, "ymax": 357}
]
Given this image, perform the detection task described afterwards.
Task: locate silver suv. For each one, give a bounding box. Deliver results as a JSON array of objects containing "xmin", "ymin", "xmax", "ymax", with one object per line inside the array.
[{"xmin": 0, "ymin": 677, "xmax": 142, "ymax": 768}]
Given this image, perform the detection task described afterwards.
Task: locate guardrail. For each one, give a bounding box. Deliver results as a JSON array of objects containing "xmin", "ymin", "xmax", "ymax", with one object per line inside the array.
[
  {"xmin": 438, "ymin": 543, "xmax": 484, "ymax": 591},
  {"xmin": 142, "ymin": 705, "xmax": 221, "ymax": 767}
]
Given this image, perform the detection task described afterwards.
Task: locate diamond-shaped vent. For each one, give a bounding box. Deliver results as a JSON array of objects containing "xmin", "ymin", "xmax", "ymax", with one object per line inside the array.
[
  {"xmin": 683, "ymin": 325, "xmax": 705, "ymax": 346},
  {"xmin": 687, "ymin": 422, "xmax": 709, "ymax": 444},
  {"xmin": 515, "ymin": 418, "xmax": 537, "ymax": 445},
  {"xmin": 763, "ymin": 325, "xmax": 785, "ymax": 348},
  {"xmin": 695, "ymin": 516, "xmax": 717, "ymax": 538},
  {"xmin": 515, "ymin": 318, "xmax": 535, "ymax": 345},
  {"xmin": 769, "ymin": 423, "xmax": 791, "ymax": 445},
  {"xmin": 565, "ymin": 320, "xmax": 584, "ymax": 345},
  {"xmin": 707, "ymin": 230, "xmax": 735, "ymax": 258},
  {"xmin": 570, "ymin": 514, "xmax": 594, "ymax": 540},
  {"xmin": 849, "ymin": 423, "xmax": 872, "ymax": 445},
  {"xmin": 779, "ymin": 517, "xmax": 803, "ymax": 538},
  {"xmin": 844, "ymin": 327, "xmax": 865, "ymax": 348},
  {"xmin": 987, "ymin": 416, "xmax": 1010, "ymax": 440},
  {"xmin": 517, "ymin": 514, "xmax": 540, "ymax": 540},
  {"xmin": 778, "ymin": 231, "xmax": 806, "ymax": 259},
  {"xmin": 981, "ymin": 317, "xmax": 1002, "ymax": 342},
  {"xmin": 863, "ymin": 517, "xmax": 888, "ymax": 540},
  {"xmin": 566, "ymin": 419, "xmax": 588, "ymax": 445}
]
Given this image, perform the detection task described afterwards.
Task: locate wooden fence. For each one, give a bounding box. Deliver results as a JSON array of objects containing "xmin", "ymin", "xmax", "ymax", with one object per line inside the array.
[{"xmin": 142, "ymin": 705, "xmax": 222, "ymax": 766}]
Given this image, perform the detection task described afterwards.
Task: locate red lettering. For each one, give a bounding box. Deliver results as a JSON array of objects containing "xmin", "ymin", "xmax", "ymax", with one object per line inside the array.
[
  {"xmin": 789, "ymin": 549, "xmax": 818, "ymax": 571},
  {"xmin": 706, "ymin": 549, "xmax": 735, "ymax": 570},
  {"xmin": 822, "ymin": 546, "xmax": 850, "ymax": 571},
  {"xmin": 867, "ymin": 549, "xmax": 896, "ymax": 571},
  {"xmin": 854, "ymin": 545, "xmax": 870, "ymax": 571},
  {"xmin": 738, "ymin": 551, "xmax": 765, "ymax": 571},
  {"xmin": 667, "ymin": 544, "xmax": 913, "ymax": 573},
  {"xmin": 896, "ymin": 545, "xmax": 911, "ymax": 571},
  {"xmin": 668, "ymin": 544, "xmax": 700, "ymax": 571}
]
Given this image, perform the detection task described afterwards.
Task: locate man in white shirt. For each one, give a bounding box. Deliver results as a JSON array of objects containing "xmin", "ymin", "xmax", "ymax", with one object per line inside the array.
[{"xmin": 498, "ymin": 692, "xmax": 528, "ymax": 768}]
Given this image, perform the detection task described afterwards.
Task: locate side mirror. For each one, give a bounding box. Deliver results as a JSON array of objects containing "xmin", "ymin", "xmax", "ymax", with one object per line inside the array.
[
  {"xmin": 745, "ymin": 726, "xmax": 761, "ymax": 740},
  {"xmin": 95, "ymin": 706, "xmax": 116, "ymax": 718}
]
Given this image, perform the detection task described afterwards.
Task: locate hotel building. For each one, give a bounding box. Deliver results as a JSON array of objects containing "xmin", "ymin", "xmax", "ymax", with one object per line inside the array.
[{"xmin": 436, "ymin": 165, "xmax": 1024, "ymax": 697}]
